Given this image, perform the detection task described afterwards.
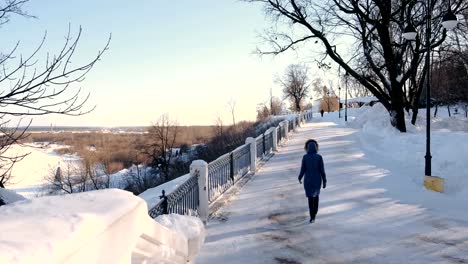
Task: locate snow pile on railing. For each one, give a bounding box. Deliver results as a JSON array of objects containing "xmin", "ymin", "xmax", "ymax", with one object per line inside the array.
[
  {"xmin": 155, "ymin": 214, "xmax": 205, "ymax": 258},
  {"xmin": 0, "ymin": 189, "xmax": 205, "ymax": 263},
  {"xmin": 139, "ymin": 173, "xmax": 192, "ymax": 210}
]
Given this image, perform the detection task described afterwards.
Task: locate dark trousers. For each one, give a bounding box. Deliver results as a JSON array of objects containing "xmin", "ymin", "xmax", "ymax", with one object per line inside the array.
[{"xmin": 308, "ymin": 196, "xmax": 319, "ymax": 220}]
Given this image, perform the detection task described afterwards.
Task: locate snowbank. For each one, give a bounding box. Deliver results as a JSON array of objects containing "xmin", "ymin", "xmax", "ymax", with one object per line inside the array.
[
  {"xmin": 348, "ymin": 104, "xmax": 396, "ymax": 136},
  {"xmin": 348, "ymin": 103, "xmax": 468, "ymax": 197},
  {"xmin": 0, "ymin": 188, "xmax": 27, "ymax": 205},
  {"xmin": 0, "ymin": 189, "xmax": 148, "ymax": 263},
  {"xmin": 307, "ymin": 104, "xmax": 468, "ymax": 220}
]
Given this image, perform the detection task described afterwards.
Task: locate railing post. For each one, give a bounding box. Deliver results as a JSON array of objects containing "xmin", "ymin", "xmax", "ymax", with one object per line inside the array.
[
  {"xmin": 284, "ymin": 121, "xmax": 289, "ymax": 139},
  {"xmin": 246, "ymin": 137, "xmax": 256, "ymax": 173},
  {"xmin": 160, "ymin": 190, "xmax": 168, "ymax": 214},
  {"xmin": 272, "ymin": 127, "xmax": 278, "ymax": 151},
  {"xmin": 191, "ymin": 160, "xmax": 208, "ymax": 224},
  {"xmin": 262, "ymin": 133, "xmax": 266, "ymax": 155},
  {"xmin": 279, "ymin": 125, "xmax": 282, "ymax": 143},
  {"xmin": 230, "ymin": 152, "xmax": 234, "ymax": 181}
]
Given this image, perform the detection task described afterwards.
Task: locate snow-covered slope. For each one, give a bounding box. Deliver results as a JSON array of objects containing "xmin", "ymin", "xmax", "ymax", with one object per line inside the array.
[{"xmin": 5, "ymin": 144, "xmax": 81, "ymax": 198}]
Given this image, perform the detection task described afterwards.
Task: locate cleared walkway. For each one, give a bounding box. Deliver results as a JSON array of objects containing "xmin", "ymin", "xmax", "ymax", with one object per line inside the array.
[{"xmin": 197, "ymin": 121, "xmax": 468, "ymax": 264}]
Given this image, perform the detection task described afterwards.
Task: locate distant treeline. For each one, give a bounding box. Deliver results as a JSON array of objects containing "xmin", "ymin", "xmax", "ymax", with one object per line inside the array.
[
  {"xmin": 21, "ymin": 126, "xmax": 216, "ymax": 172},
  {"xmin": 23, "ymin": 126, "xmax": 148, "ymax": 133}
]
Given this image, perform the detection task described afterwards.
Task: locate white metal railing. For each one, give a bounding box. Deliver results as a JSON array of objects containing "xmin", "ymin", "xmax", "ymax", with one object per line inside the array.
[{"xmin": 147, "ymin": 110, "xmax": 314, "ymax": 222}]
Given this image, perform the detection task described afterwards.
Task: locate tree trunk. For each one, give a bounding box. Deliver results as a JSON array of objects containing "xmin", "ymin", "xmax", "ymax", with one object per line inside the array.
[
  {"xmin": 0, "ymin": 181, "xmax": 4, "ymax": 188},
  {"xmin": 408, "ymin": 66, "xmax": 426, "ymax": 125},
  {"xmin": 295, "ymin": 99, "xmax": 301, "ymax": 112},
  {"xmin": 411, "ymin": 107, "xmax": 419, "ymax": 125},
  {"xmin": 434, "ymin": 104, "xmax": 438, "ymax": 117},
  {"xmin": 390, "ymin": 83, "xmax": 407, "ymax": 132},
  {"xmin": 394, "ymin": 105, "xmax": 407, "ymax": 132},
  {"xmin": 447, "ymin": 105, "xmax": 451, "ymax": 117},
  {"xmin": 410, "ymin": 79, "xmax": 424, "ymax": 125}
]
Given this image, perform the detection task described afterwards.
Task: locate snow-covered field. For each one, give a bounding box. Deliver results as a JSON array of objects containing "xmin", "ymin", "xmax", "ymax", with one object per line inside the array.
[
  {"xmin": 5, "ymin": 144, "xmax": 81, "ymax": 198},
  {"xmin": 197, "ymin": 105, "xmax": 468, "ymax": 263},
  {"xmin": 3, "ymin": 144, "xmax": 149, "ymax": 198}
]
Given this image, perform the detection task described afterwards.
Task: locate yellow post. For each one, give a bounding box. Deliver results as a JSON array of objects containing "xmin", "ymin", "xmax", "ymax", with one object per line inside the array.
[{"xmin": 424, "ymin": 175, "xmax": 444, "ymax": 193}]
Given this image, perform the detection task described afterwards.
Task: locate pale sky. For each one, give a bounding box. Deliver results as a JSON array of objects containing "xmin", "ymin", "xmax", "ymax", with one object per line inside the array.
[{"xmin": 1, "ymin": 0, "xmax": 328, "ymax": 127}]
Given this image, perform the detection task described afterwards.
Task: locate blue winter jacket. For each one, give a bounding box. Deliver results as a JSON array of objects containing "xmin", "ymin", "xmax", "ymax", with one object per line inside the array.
[{"xmin": 298, "ymin": 142, "xmax": 327, "ymax": 197}]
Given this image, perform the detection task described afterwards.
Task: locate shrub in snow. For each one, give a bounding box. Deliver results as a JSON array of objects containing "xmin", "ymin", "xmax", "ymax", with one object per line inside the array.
[{"xmin": 123, "ymin": 165, "xmax": 163, "ymax": 195}]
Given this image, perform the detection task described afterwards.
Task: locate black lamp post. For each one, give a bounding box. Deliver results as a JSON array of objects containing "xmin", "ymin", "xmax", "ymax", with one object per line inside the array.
[
  {"xmin": 344, "ymin": 72, "xmax": 349, "ymax": 122},
  {"xmin": 402, "ymin": 2, "xmax": 458, "ymax": 176},
  {"xmin": 338, "ymin": 86, "xmax": 341, "ymax": 118}
]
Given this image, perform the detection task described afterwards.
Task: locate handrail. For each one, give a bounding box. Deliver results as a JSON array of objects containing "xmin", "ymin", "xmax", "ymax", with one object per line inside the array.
[{"xmin": 148, "ymin": 172, "xmax": 198, "ymax": 218}]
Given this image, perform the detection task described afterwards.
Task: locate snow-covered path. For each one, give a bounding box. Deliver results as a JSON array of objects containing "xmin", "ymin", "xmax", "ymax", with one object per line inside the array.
[{"xmin": 197, "ymin": 121, "xmax": 468, "ymax": 264}]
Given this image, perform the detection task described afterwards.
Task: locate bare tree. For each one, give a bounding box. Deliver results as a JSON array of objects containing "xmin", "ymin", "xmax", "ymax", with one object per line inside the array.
[
  {"xmin": 270, "ymin": 96, "xmax": 284, "ymax": 115},
  {"xmin": 279, "ymin": 64, "xmax": 310, "ymax": 111},
  {"xmin": 43, "ymin": 161, "xmax": 89, "ymax": 194},
  {"xmin": 338, "ymin": 75, "xmax": 373, "ymax": 99},
  {"xmin": 145, "ymin": 114, "xmax": 180, "ymax": 181},
  {"xmin": 123, "ymin": 154, "xmax": 159, "ymax": 195},
  {"xmin": 431, "ymin": 49, "xmax": 468, "ymax": 110},
  {"xmin": 256, "ymin": 96, "xmax": 284, "ymax": 120},
  {"xmin": 214, "ymin": 112, "xmax": 224, "ymax": 136},
  {"xmin": 312, "ymin": 78, "xmax": 335, "ymax": 112},
  {"xmin": 246, "ymin": 0, "xmax": 468, "ymax": 132},
  {"xmin": 312, "ymin": 78, "xmax": 327, "ymax": 98},
  {"xmin": 0, "ymin": 0, "xmax": 110, "ymax": 188},
  {"xmin": 227, "ymin": 98, "xmax": 237, "ymax": 127},
  {"xmin": 256, "ymin": 103, "xmax": 270, "ymax": 120},
  {"xmin": 319, "ymin": 96, "xmax": 339, "ymax": 113}
]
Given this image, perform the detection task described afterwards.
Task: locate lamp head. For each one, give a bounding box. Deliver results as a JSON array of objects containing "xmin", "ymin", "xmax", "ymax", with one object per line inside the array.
[
  {"xmin": 442, "ymin": 9, "xmax": 458, "ymax": 30},
  {"xmin": 402, "ymin": 24, "xmax": 417, "ymax": 40}
]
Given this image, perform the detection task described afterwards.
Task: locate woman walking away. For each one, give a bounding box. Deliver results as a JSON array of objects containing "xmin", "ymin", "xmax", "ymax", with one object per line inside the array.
[{"xmin": 298, "ymin": 140, "xmax": 327, "ymax": 223}]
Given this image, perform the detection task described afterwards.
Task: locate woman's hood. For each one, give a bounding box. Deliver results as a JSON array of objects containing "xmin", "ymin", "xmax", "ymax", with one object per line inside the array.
[{"xmin": 307, "ymin": 141, "xmax": 317, "ymax": 154}]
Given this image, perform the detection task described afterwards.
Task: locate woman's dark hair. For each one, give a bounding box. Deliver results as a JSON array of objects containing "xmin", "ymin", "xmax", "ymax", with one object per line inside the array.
[{"xmin": 304, "ymin": 139, "xmax": 319, "ymax": 151}]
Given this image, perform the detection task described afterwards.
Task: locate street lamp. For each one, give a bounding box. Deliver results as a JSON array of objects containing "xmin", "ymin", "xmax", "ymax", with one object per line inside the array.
[
  {"xmin": 338, "ymin": 86, "xmax": 341, "ymax": 118},
  {"xmin": 402, "ymin": 2, "xmax": 458, "ymax": 180},
  {"xmin": 344, "ymin": 72, "xmax": 349, "ymax": 122}
]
